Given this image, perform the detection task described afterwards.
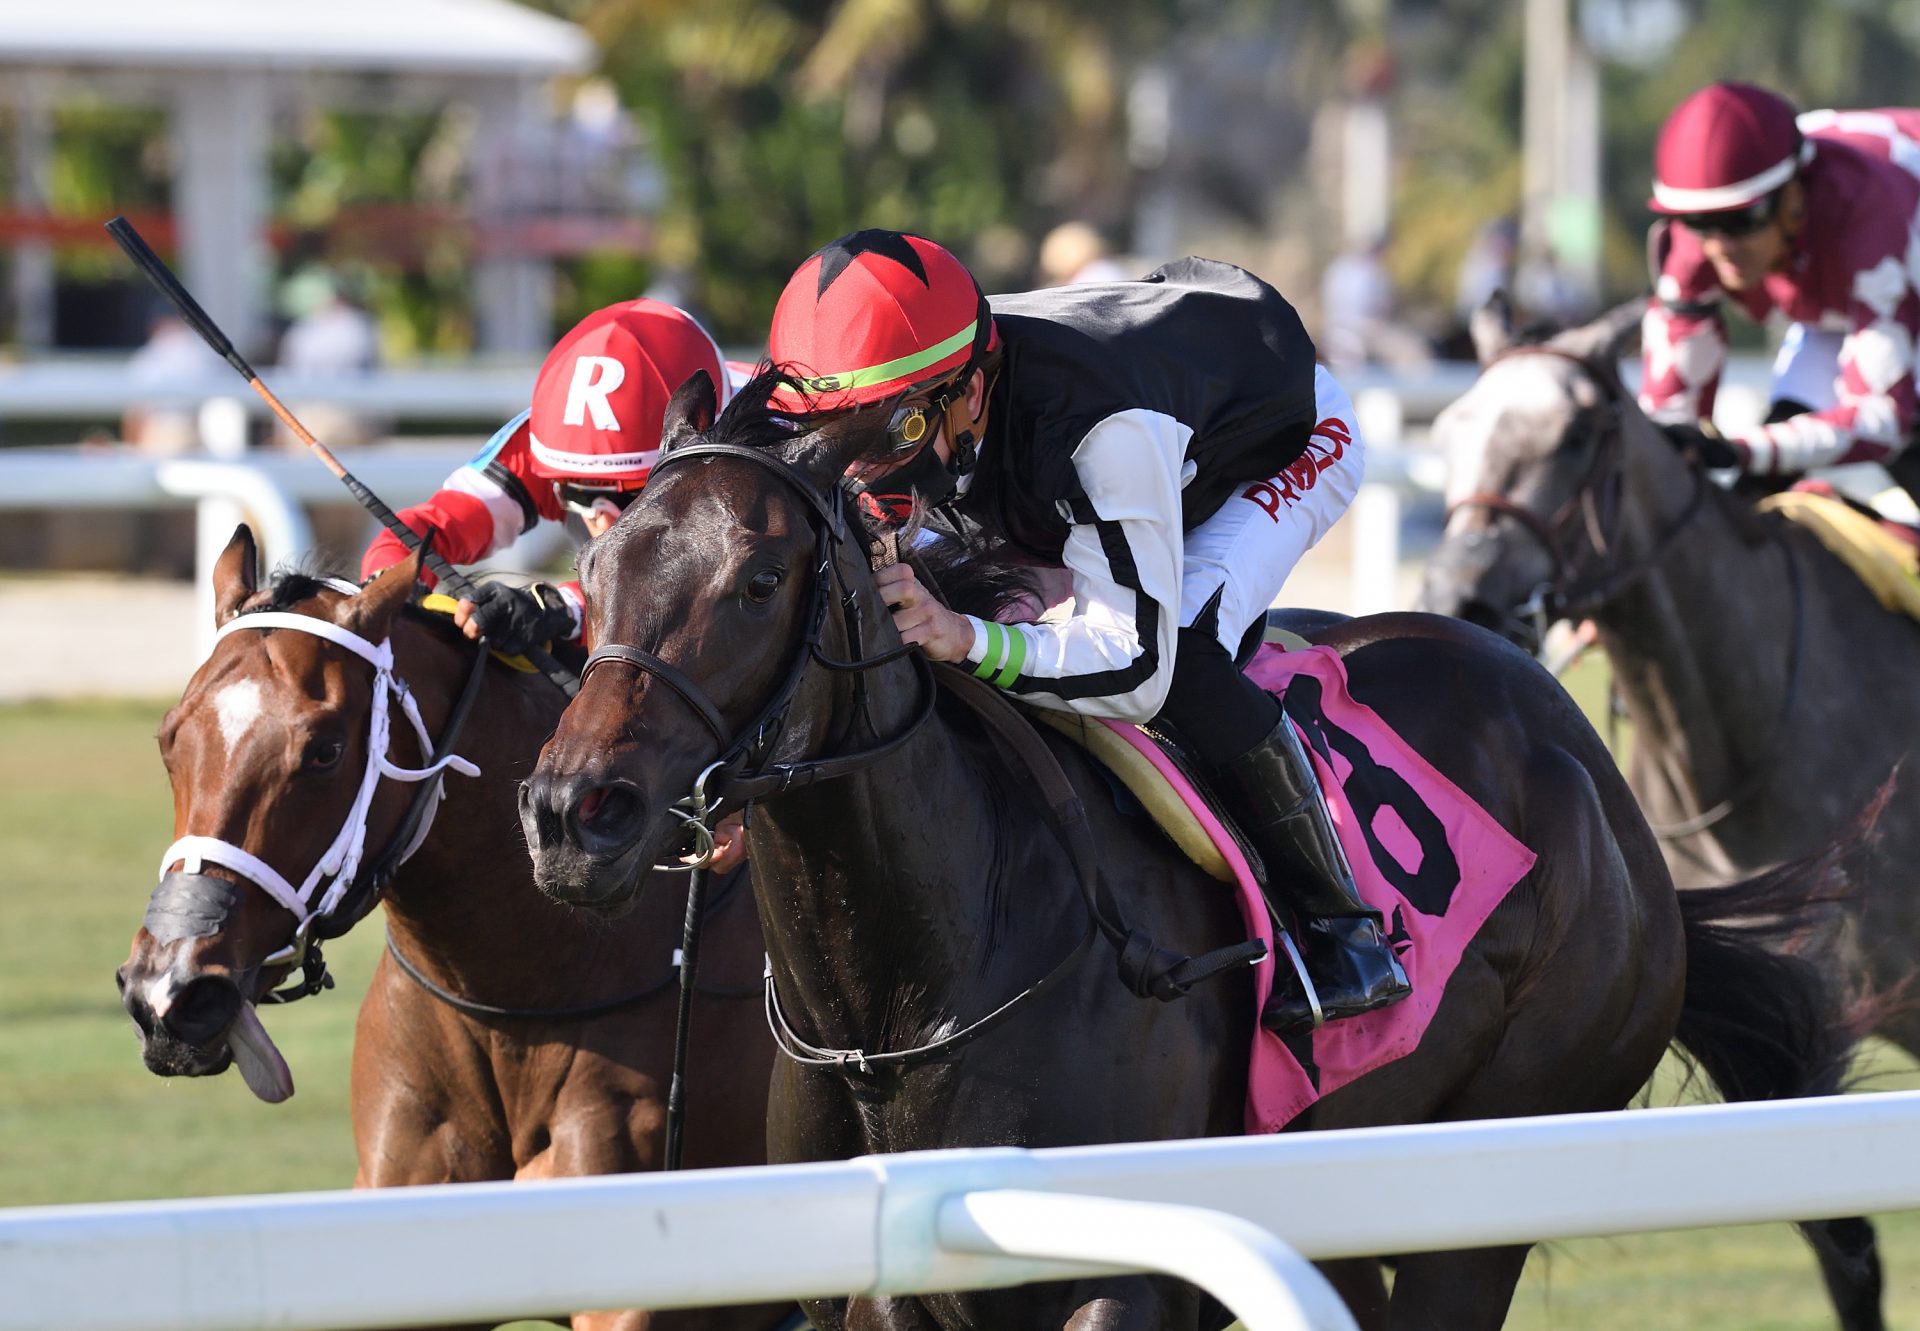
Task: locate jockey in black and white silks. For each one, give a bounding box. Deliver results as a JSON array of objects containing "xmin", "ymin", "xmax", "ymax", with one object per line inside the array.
[{"xmin": 765, "ymin": 230, "xmax": 1409, "ymax": 1034}]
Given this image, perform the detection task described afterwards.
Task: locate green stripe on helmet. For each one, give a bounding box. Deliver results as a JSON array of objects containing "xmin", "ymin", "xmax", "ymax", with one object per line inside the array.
[{"xmin": 788, "ymin": 320, "xmax": 978, "ymax": 397}]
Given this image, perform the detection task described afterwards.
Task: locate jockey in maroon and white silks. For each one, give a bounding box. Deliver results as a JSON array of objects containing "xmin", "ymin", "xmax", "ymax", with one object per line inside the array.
[
  {"xmin": 360, "ymin": 299, "xmax": 737, "ymax": 651},
  {"xmin": 1641, "ymin": 82, "xmax": 1920, "ymax": 475}
]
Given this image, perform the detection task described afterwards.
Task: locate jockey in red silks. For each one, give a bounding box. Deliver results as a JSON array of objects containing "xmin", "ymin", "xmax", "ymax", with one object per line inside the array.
[
  {"xmin": 1640, "ymin": 81, "xmax": 1920, "ymax": 500},
  {"xmin": 762, "ymin": 229, "xmax": 1408, "ymax": 1034},
  {"xmin": 363, "ymin": 298, "xmax": 735, "ymax": 649},
  {"xmin": 362, "ymin": 298, "xmax": 748, "ymax": 864}
]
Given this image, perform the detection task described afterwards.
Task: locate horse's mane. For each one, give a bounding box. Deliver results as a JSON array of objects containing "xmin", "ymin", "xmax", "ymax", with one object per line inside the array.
[
  {"xmin": 1493, "ymin": 335, "xmax": 1781, "ymax": 551},
  {"xmin": 704, "ymin": 367, "xmax": 1040, "ymax": 623},
  {"xmin": 713, "ymin": 366, "xmax": 932, "ymax": 471},
  {"xmin": 238, "ymin": 557, "xmax": 358, "ymax": 617},
  {"xmin": 239, "ymin": 557, "xmax": 478, "ymax": 644},
  {"xmin": 891, "ymin": 520, "xmax": 1040, "ymax": 623}
]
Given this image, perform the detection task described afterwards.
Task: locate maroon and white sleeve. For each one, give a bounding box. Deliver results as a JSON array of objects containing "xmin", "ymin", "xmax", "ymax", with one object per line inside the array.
[
  {"xmin": 1638, "ymin": 225, "xmax": 1730, "ymax": 426},
  {"xmin": 1731, "ymin": 232, "xmax": 1919, "ymax": 473}
]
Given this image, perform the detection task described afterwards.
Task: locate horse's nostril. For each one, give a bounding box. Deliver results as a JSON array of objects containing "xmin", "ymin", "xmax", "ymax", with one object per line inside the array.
[
  {"xmin": 575, "ymin": 785, "xmax": 639, "ymax": 839},
  {"xmin": 163, "ymin": 975, "xmax": 243, "ymax": 1047}
]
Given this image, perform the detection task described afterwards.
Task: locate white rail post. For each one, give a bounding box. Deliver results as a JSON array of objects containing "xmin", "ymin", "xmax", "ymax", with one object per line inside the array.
[
  {"xmin": 168, "ymin": 397, "xmax": 311, "ymax": 661},
  {"xmin": 1353, "ymin": 388, "xmax": 1406, "ymax": 614},
  {"xmin": 939, "ymin": 1190, "xmax": 1360, "ymax": 1331}
]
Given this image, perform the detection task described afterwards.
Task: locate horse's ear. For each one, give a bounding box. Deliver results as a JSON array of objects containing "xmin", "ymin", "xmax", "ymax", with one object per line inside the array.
[
  {"xmin": 341, "ymin": 542, "xmax": 423, "ymax": 641},
  {"xmin": 1470, "ymin": 290, "xmax": 1516, "ymax": 365},
  {"xmin": 660, "ymin": 370, "xmax": 717, "ymax": 454},
  {"xmin": 212, "ymin": 524, "xmax": 258, "ymax": 626},
  {"xmin": 1550, "ymin": 297, "xmax": 1646, "ymax": 363}
]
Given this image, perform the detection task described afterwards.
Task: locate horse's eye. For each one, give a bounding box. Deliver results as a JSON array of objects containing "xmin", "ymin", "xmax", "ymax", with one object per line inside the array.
[
  {"xmin": 304, "ymin": 738, "xmax": 345, "ymax": 771},
  {"xmin": 747, "ymin": 569, "xmax": 782, "ymax": 603}
]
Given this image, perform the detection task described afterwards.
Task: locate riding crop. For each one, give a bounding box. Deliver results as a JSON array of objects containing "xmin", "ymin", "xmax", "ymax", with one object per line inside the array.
[{"xmin": 104, "ymin": 215, "xmax": 579, "ymax": 699}]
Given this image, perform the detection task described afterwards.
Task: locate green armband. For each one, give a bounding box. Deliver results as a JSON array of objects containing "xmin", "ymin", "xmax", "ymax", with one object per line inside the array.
[{"xmin": 970, "ymin": 620, "xmax": 1028, "ymax": 688}]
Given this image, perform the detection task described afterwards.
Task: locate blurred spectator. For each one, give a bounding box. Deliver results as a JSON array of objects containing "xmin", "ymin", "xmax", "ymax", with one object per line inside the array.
[
  {"xmin": 1514, "ymin": 245, "xmax": 1589, "ymax": 327},
  {"xmin": 1036, "ymin": 221, "xmax": 1130, "ymax": 286},
  {"xmin": 279, "ymin": 273, "xmax": 379, "ymax": 377},
  {"xmin": 1320, "ymin": 234, "xmax": 1430, "ymax": 372},
  {"xmin": 1454, "ymin": 217, "xmax": 1518, "ymax": 329},
  {"xmin": 121, "ymin": 310, "xmax": 225, "ymax": 454},
  {"xmin": 273, "ymin": 270, "xmax": 384, "ymax": 451}
]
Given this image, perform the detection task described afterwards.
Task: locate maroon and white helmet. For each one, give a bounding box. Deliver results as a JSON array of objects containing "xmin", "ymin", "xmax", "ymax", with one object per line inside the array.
[{"xmin": 1650, "ymin": 82, "xmax": 1811, "ymax": 216}]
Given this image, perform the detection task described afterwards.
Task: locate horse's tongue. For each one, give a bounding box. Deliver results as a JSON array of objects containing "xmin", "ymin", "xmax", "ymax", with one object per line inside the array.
[{"xmin": 229, "ymin": 1003, "xmax": 294, "ymax": 1103}]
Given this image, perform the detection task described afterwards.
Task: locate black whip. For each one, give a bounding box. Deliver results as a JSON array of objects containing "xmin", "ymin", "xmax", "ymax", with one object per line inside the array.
[{"xmin": 106, "ymin": 215, "xmax": 578, "ymax": 699}]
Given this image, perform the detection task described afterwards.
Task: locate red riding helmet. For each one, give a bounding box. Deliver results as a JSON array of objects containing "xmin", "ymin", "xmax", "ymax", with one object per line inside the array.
[
  {"xmin": 1650, "ymin": 82, "xmax": 1810, "ymax": 216},
  {"xmin": 766, "ymin": 230, "xmax": 998, "ymax": 415},
  {"xmin": 526, "ymin": 298, "xmax": 731, "ymax": 487}
]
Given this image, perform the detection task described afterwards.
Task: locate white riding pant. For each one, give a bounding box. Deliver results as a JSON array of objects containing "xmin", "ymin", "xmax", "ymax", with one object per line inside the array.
[
  {"xmin": 1179, "ymin": 364, "xmax": 1365, "ymax": 652},
  {"xmin": 1770, "ymin": 323, "xmax": 1844, "ymax": 412}
]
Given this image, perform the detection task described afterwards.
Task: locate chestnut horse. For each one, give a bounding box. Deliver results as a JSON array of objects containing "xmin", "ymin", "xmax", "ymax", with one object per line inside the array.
[
  {"xmin": 519, "ymin": 372, "xmax": 1878, "ymax": 1331},
  {"xmin": 117, "ymin": 528, "xmax": 786, "ymax": 1331},
  {"xmin": 1417, "ymin": 298, "xmax": 1920, "ymax": 1056}
]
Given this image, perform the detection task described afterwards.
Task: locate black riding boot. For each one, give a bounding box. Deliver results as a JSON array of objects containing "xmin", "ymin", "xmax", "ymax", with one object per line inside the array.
[{"xmin": 1213, "ymin": 714, "xmax": 1411, "ymax": 1035}]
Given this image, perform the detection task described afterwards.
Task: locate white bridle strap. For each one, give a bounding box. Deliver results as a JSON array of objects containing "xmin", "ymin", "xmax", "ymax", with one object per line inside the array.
[{"xmin": 158, "ymin": 608, "xmax": 481, "ymax": 929}]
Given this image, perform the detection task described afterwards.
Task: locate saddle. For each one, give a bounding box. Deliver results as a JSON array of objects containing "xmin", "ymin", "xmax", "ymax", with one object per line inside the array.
[
  {"xmin": 1032, "ymin": 625, "xmax": 1314, "ymax": 883},
  {"xmin": 1760, "ymin": 489, "xmax": 1920, "ymax": 623}
]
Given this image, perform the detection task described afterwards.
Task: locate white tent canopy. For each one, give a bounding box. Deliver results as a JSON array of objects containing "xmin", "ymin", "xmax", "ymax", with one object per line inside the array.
[
  {"xmin": 2, "ymin": 0, "xmax": 597, "ymax": 355},
  {"xmin": 0, "ymin": 0, "xmax": 590, "ymax": 77}
]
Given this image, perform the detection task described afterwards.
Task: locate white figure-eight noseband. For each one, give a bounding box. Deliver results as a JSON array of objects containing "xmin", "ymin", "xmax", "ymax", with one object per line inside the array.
[{"xmin": 158, "ymin": 601, "xmax": 481, "ymax": 930}]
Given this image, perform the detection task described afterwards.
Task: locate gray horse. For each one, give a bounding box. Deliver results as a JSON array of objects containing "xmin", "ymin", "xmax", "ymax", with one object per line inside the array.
[{"xmin": 1417, "ymin": 294, "xmax": 1920, "ymax": 1057}]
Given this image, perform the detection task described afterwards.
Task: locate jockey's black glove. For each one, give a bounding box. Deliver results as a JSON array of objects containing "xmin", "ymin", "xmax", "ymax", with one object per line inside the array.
[
  {"xmin": 466, "ymin": 581, "xmax": 576, "ymax": 654},
  {"xmin": 1664, "ymin": 422, "xmax": 1744, "ymax": 471}
]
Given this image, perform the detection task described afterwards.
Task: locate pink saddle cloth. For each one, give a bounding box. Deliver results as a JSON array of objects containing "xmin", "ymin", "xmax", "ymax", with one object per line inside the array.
[{"xmin": 1093, "ymin": 642, "xmax": 1537, "ymax": 1131}]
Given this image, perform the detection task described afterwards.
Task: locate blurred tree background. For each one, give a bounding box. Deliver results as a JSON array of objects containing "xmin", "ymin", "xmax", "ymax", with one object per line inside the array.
[
  {"xmin": 537, "ymin": 0, "xmax": 1210, "ymax": 338},
  {"xmin": 17, "ymin": 0, "xmax": 1920, "ymax": 355}
]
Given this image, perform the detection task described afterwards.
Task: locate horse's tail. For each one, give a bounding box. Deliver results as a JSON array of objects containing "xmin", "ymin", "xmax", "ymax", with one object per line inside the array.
[
  {"xmin": 1673, "ymin": 810, "xmax": 1888, "ymax": 1331},
  {"xmin": 1678, "ymin": 772, "xmax": 1904, "ymax": 1072},
  {"xmin": 1673, "ymin": 857, "xmax": 1852, "ymax": 1104}
]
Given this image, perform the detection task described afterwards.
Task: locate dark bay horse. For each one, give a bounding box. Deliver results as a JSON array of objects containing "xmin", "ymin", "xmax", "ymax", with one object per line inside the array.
[
  {"xmin": 1417, "ymin": 297, "xmax": 1920, "ymax": 1056},
  {"xmin": 117, "ymin": 528, "xmax": 784, "ymax": 1331},
  {"xmin": 521, "ymin": 372, "xmax": 1876, "ymax": 1330}
]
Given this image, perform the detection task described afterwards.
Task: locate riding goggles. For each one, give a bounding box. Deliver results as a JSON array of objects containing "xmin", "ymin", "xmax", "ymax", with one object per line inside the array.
[
  {"xmin": 1676, "ymin": 190, "xmax": 1782, "ymax": 238},
  {"xmin": 884, "ymin": 374, "xmax": 969, "ymax": 455},
  {"xmin": 554, "ymin": 481, "xmax": 644, "ymax": 522}
]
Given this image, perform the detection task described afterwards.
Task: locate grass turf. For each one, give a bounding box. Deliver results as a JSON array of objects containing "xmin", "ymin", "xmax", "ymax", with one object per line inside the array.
[{"xmin": 4, "ymin": 690, "xmax": 1917, "ymax": 1329}]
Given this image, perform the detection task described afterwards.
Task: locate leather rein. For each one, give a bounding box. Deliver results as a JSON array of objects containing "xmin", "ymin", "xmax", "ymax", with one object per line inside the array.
[
  {"xmin": 382, "ymin": 866, "xmax": 763, "ymax": 1021},
  {"xmin": 1445, "ymin": 345, "xmax": 1806, "ymax": 840},
  {"xmin": 584, "ymin": 442, "xmax": 1262, "ymax": 1079}
]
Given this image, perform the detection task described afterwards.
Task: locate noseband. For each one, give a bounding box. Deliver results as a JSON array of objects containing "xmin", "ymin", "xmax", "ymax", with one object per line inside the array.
[
  {"xmin": 1445, "ymin": 346, "xmax": 1707, "ymax": 642},
  {"xmin": 580, "ymin": 441, "xmax": 937, "ymax": 866}
]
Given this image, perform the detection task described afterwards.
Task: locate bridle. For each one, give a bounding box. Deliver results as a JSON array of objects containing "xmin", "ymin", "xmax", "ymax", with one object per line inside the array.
[
  {"xmin": 149, "ymin": 587, "xmax": 486, "ymax": 1003},
  {"xmin": 1445, "ymin": 345, "xmax": 1806, "ymax": 839},
  {"xmin": 581, "ymin": 441, "xmax": 939, "ymax": 864},
  {"xmin": 1445, "ymin": 346, "xmax": 1709, "ymax": 647}
]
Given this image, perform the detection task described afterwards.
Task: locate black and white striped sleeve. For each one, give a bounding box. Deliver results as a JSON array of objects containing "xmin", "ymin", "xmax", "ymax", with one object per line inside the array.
[{"xmin": 960, "ymin": 408, "xmax": 1188, "ymax": 722}]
